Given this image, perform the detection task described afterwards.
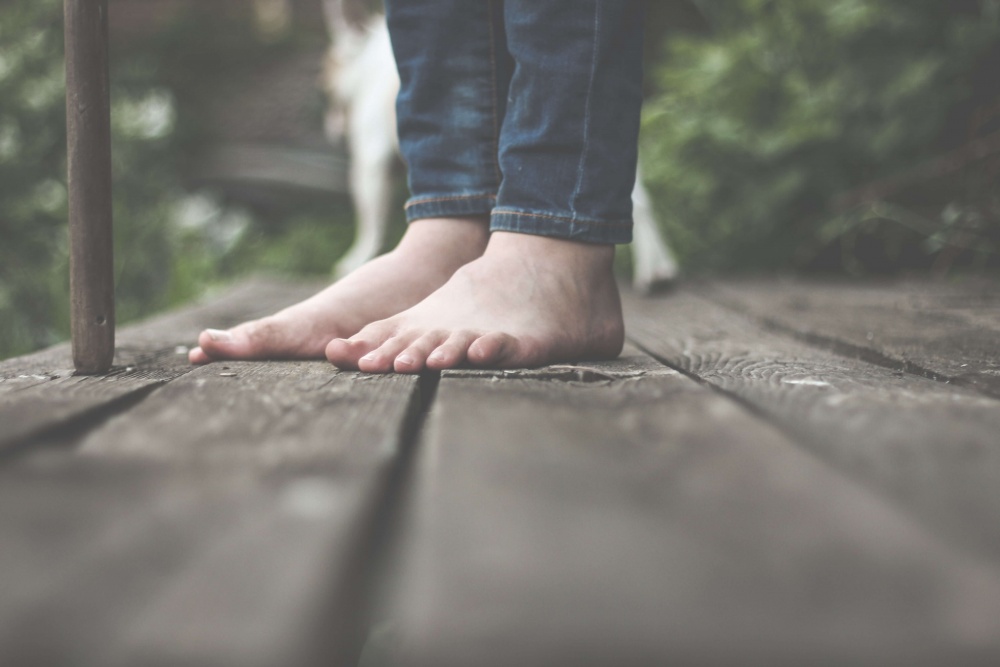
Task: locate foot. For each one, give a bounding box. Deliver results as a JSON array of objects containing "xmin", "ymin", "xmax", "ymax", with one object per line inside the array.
[
  {"xmin": 189, "ymin": 217, "xmax": 489, "ymax": 364},
  {"xmin": 325, "ymin": 232, "xmax": 625, "ymax": 373}
]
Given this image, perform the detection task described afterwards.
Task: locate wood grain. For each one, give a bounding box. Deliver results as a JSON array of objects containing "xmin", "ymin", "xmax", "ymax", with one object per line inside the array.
[
  {"xmin": 703, "ymin": 279, "xmax": 1000, "ymax": 398},
  {"xmin": 77, "ymin": 361, "xmax": 419, "ymax": 468},
  {"xmin": 8, "ymin": 276, "xmax": 1000, "ymax": 666},
  {"xmin": 1, "ymin": 279, "xmax": 414, "ymax": 665},
  {"xmin": 626, "ymin": 290, "xmax": 1000, "ymax": 563},
  {"xmin": 0, "ymin": 278, "xmax": 325, "ymax": 376},
  {"xmin": 0, "ymin": 345, "xmax": 196, "ymax": 453},
  {"xmin": 2, "ymin": 367, "xmax": 421, "ymax": 666},
  {"xmin": 65, "ymin": 0, "xmax": 115, "ymax": 373},
  {"xmin": 386, "ymin": 350, "xmax": 1000, "ymax": 667},
  {"xmin": 0, "ymin": 279, "xmax": 324, "ymax": 453}
]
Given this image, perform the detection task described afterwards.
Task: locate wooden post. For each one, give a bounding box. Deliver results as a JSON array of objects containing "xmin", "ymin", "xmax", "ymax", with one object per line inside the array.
[{"xmin": 65, "ymin": 0, "xmax": 115, "ymax": 374}]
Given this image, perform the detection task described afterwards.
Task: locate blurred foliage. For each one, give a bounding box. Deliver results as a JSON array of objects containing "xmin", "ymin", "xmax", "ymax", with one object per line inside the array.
[
  {"xmin": 0, "ymin": 0, "xmax": 355, "ymax": 359},
  {"xmin": 1, "ymin": 0, "xmax": 74, "ymax": 358},
  {"xmin": 642, "ymin": 0, "xmax": 1000, "ymax": 273}
]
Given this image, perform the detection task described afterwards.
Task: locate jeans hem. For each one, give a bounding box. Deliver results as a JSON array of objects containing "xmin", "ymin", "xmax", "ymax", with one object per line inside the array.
[
  {"xmin": 490, "ymin": 209, "xmax": 632, "ymax": 245},
  {"xmin": 405, "ymin": 193, "xmax": 497, "ymax": 222}
]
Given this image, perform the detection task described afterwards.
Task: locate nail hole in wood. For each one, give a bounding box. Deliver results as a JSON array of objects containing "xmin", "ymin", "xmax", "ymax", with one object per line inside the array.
[{"xmin": 96, "ymin": 315, "xmax": 107, "ymax": 326}]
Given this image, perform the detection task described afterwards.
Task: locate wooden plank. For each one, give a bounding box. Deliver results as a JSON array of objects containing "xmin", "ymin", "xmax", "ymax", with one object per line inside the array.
[
  {"xmin": 625, "ymin": 290, "xmax": 1000, "ymax": 563},
  {"xmin": 1, "ymin": 362, "xmax": 422, "ymax": 665},
  {"xmin": 385, "ymin": 349, "xmax": 1000, "ymax": 666},
  {"xmin": 0, "ymin": 461, "xmax": 373, "ymax": 667},
  {"xmin": 0, "ymin": 356, "xmax": 185, "ymax": 454},
  {"xmin": 702, "ymin": 279, "xmax": 1000, "ymax": 398},
  {"xmin": 0, "ymin": 277, "xmax": 409, "ymax": 664},
  {"xmin": 0, "ymin": 279, "xmax": 323, "ymax": 452},
  {"xmin": 76, "ymin": 361, "xmax": 417, "ymax": 466},
  {"xmin": 65, "ymin": 0, "xmax": 115, "ymax": 373}
]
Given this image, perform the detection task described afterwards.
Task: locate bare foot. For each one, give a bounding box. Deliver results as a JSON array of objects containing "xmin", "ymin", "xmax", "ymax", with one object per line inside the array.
[
  {"xmin": 324, "ymin": 232, "xmax": 625, "ymax": 373},
  {"xmin": 189, "ymin": 218, "xmax": 489, "ymax": 364}
]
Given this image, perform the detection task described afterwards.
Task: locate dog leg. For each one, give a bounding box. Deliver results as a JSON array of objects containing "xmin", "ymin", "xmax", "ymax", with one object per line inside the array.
[
  {"xmin": 631, "ymin": 165, "xmax": 679, "ymax": 292},
  {"xmin": 335, "ymin": 126, "xmax": 397, "ymax": 278}
]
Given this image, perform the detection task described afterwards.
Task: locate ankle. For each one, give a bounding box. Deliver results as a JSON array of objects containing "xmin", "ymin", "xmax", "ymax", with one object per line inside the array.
[
  {"xmin": 487, "ymin": 231, "xmax": 616, "ymax": 270},
  {"xmin": 399, "ymin": 216, "xmax": 490, "ymax": 257}
]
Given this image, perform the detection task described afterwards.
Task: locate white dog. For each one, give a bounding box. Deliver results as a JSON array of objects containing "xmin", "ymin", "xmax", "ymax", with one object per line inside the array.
[{"xmin": 321, "ymin": 0, "xmax": 678, "ymax": 291}]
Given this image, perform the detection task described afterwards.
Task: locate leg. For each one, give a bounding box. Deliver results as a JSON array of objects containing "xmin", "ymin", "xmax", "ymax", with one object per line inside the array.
[
  {"xmin": 331, "ymin": 22, "xmax": 399, "ymax": 278},
  {"xmin": 388, "ymin": 0, "xmax": 511, "ymax": 223},
  {"xmin": 327, "ymin": 0, "xmax": 647, "ymax": 373},
  {"xmin": 631, "ymin": 165, "xmax": 679, "ymax": 292},
  {"xmin": 333, "ymin": 123, "xmax": 397, "ymax": 278},
  {"xmin": 190, "ymin": 0, "xmax": 506, "ymax": 364}
]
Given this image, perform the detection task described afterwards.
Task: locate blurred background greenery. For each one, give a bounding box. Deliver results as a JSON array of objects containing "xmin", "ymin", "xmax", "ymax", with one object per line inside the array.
[{"xmin": 2, "ymin": 0, "xmax": 1000, "ymax": 360}]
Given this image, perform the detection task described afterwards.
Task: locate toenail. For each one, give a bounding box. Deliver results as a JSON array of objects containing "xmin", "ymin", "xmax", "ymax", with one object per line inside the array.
[
  {"xmin": 397, "ymin": 354, "xmax": 415, "ymax": 366},
  {"xmin": 207, "ymin": 329, "xmax": 231, "ymax": 342},
  {"xmin": 428, "ymin": 351, "xmax": 445, "ymax": 362},
  {"xmin": 361, "ymin": 353, "xmax": 377, "ymax": 362}
]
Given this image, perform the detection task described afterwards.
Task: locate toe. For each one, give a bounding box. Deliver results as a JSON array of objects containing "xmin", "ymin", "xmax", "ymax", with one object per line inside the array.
[
  {"xmin": 197, "ymin": 316, "xmax": 327, "ymax": 361},
  {"xmin": 327, "ymin": 324, "xmax": 394, "ymax": 370},
  {"xmin": 196, "ymin": 327, "xmax": 234, "ymax": 359},
  {"xmin": 394, "ymin": 331, "xmax": 449, "ymax": 373},
  {"xmin": 426, "ymin": 331, "xmax": 479, "ymax": 370},
  {"xmin": 197, "ymin": 321, "xmax": 264, "ymax": 360},
  {"xmin": 359, "ymin": 335, "xmax": 416, "ymax": 374},
  {"xmin": 325, "ymin": 338, "xmax": 364, "ymax": 370},
  {"xmin": 468, "ymin": 332, "xmax": 519, "ymax": 367},
  {"xmin": 188, "ymin": 347, "xmax": 212, "ymax": 365}
]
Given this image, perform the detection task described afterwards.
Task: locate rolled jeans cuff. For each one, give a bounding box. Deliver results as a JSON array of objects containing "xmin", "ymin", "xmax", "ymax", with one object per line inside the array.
[
  {"xmin": 491, "ymin": 208, "xmax": 633, "ymax": 245},
  {"xmin": 404, "ymin": 193, "xmax": 497, "ymax": 223}
]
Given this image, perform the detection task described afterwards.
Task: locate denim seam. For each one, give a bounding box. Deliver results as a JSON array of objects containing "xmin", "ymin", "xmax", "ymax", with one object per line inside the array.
[
  {"xmin": 492, "ymin": 209, "xmax": 630, "ymax": 228},
  {"xmin": 569, "ymin": 1, "xmax": 601, "ymax": 219},
  {"xmin": 405, "ymin": 194, "xmax": 497, "ymax": 209},
  {"xmin": 487, "ymin": 0, "xmax": 503, "ymax": 187}
]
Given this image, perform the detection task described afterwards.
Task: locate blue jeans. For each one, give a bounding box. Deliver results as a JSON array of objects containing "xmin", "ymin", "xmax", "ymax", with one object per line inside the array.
[{"xmin": 386, "ymin": 0, "xmax": 646, "ymax": 245}]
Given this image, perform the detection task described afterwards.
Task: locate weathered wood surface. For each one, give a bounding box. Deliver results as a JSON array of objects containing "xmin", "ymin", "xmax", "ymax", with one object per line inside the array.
[
  {"xmin": 703, "ymin": 279, "xmax": 1000, "ymax": 398},
  {"xmin": 65, "ymin": 0, "xmax": 115, "ymax": 373},
  {"xmin": 384, "ymin": 347, "xmax": 1000, "ymax": 667},
  {"xmin": 0, "ymin": 461, "xmax": 373, "ymax": 667},
  {"xmin": 626, "ymin": 290, "xmax": 1000, "ymax": 563},
  {"xmin": 0, "ymin": 278, "xmax": 420, "ymax": 666},
  {"xmin": 0, "ymin": 279, "xmax": 323, "ymax": 452},
  {"xmin": 77, "ymin": 360, "xmax": 419, "ymax": 467},
  {"xmin": 3, "ymin": 276, "xmax": 1000, "ymax": 667},
  {"xmin": 0, "ymin": 355, "xmax": 183, "ymax": 456}
]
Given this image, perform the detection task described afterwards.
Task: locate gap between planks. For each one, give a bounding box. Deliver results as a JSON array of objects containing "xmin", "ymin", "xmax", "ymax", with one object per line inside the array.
[
  {"xmin": 624, "ymin": 288, "xmax": 1000, "ymax": 565},
  {"xmin": 0, "ymin": 278, "xmax": 436, "ymax": 666},
  {"xmin": 696, "ymin": 279, "xmax": 1000, "ymax": 401},
  {"xmin": 2, "ymin": 361, "xmax": 433, "ymax": 667},
  {"xmin": 382, "ymin": 344, "xmax": 1000, "ymax": 667}
]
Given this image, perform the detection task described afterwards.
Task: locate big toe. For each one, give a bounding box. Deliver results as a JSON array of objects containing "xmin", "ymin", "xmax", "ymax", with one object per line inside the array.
[
  {"xmin": 189, "ymin": 346, "xmax": 212, "ymax": 365},
  {"xmin": 196, "ymin": 318, "xmax": 298, "ymax": 361},
  {"xmin": 196, "ymin": 327, "xmax": 249, "ymax": 360}
]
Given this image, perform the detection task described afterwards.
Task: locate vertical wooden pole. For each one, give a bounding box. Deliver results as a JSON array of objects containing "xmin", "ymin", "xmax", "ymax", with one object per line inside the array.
[{"xmin": 65, "ymin": 0, "xmax": 115, "ymax": 374}]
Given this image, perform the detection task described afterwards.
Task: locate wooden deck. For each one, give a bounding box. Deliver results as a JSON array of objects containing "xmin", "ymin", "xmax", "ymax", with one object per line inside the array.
[{"xmin": 2, "ymin": 277, "xmax": 1000, "ymax": 667}]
